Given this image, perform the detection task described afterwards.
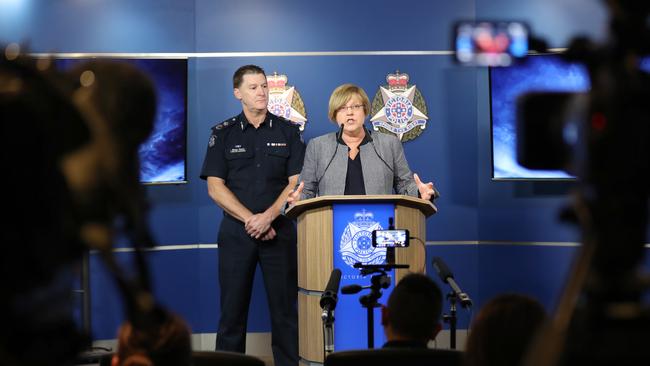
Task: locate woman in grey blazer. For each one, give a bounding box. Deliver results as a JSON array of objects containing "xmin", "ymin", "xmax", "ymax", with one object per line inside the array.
[{"xmin": 288, "ymin": 84, "xmax": 438, "ymax": 203}]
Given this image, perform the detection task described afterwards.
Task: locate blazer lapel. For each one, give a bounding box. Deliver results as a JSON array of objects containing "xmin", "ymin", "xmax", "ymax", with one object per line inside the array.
[
  {"xmin": 328, "ymin": 144, "xmax": 348, "ymax": 195},
  {"xmin": 360, "ymin": 143, "xmax": 383, "ymax": 195}
]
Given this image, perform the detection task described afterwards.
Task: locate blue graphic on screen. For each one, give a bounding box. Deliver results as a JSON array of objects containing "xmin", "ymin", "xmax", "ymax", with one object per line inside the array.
[
  {"xmin": 490, "ymin": 54, "xmax": 589, "ymax": 179},
  {"xmin": 56, "ymin": 58, "xmax": 187, "ymax": 184},
  {"xmin": 333, "ymin": 203, "xmax": 395, "ymax": 350},
  {"xmin": 640, "ymin": 57, "xmax": 650, "ymax": 72}
]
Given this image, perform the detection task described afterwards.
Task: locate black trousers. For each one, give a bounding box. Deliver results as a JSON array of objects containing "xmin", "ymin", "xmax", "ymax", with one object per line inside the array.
[{"xmin": 216, "ymin": 214, "xmax": 298, "ymax": 366}]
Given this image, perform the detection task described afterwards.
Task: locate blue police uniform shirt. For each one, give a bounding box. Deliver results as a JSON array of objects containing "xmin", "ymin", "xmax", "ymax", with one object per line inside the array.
[{"xmin": 200, "ymin": 112, "xmax": 305, "ymax": 214}]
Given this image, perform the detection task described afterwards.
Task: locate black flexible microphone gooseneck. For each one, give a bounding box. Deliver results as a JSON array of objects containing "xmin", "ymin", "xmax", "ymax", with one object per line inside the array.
[
  {"xmin": 432, "ymin": 257, "xmax": 472, "ymax": 308},
  {"xmin": 316, "ymin": 124, "xmax": 344, "ymax": 195},
  {"xmin": 366, "ymin": 126, "xmax": 395, "ymax": 174},
  {"xmin": 365, "ymin": 127, "xmax": 440, "ymax": 200}
]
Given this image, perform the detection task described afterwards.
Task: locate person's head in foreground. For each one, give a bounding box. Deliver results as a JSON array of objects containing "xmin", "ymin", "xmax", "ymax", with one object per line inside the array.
[
  {"xmin": 464, "ymin": 293, "xmax": 547, "ymax": 366},
  {"xmin": 381, "ymin": 273, "xmax": 443, "ymax": 347},
  {"xmin": 112, "ymin": 311, "xmax": 192, "ymax": 366}
]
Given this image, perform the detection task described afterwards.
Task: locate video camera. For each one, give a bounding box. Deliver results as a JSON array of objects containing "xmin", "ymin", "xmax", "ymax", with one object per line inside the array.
[
  {"xmin": 1, "ymin": 46, "xmax": 163, "ymax": 365},
  {"xmin": 454, "ymin": 1, "xmax": 650, "ymax": 365}
]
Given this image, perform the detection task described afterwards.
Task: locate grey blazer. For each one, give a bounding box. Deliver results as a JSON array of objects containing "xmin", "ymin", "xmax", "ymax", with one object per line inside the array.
[{"xmin": 299, "ymin": 130, "xmax": 418, "ymax": 199}]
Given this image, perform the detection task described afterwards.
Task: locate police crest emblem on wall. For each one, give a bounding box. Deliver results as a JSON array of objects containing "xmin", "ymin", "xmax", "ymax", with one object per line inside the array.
[
  {"xmin": 339, "ymin": 210, "xmax": 386, "ymax": 268},
  {"xmin": 370, "ymin": 70, "xmax": 428, "ymax": 142},
  {"xmin": 267, "ymin": 72, "xmax": 308, "ymax": 131}
]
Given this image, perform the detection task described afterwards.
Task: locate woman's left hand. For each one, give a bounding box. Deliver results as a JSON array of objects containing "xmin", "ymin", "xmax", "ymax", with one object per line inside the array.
[{"xmin": 414, "ymin": 173, "xmax": 438, "ymax": 201}]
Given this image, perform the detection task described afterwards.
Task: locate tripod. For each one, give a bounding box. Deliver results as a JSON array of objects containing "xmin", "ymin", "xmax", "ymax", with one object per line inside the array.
[
  {"xmin": 442, "ymin": 292, "xmax": 458, "ymax": 349},
  {"xmin": 341, "ymin": 263, "xmax": 409, "ymax": 348}
]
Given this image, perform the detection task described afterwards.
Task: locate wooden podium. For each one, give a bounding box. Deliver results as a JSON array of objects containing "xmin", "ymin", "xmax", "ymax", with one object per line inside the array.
[{"xmin": 286, "ymin": 195, "xmax": 436, "ymax": 364}]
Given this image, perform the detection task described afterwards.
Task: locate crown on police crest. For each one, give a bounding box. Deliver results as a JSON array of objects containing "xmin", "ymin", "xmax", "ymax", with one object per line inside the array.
[
  {"xmin": 268, "ymin": 72, "xmax": 288, "ymax": 93},
  {"xmin": 386, "ymin": 70, "xmax": 409, "ymax": 92},
  {"xmin": 354, "ymin": 210, "xmax": 374, "ymax": 222}
]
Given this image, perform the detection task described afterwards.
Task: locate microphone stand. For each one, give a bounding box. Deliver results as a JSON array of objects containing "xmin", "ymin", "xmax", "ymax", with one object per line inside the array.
[
  {"xmin": 442, "ymin": 292, "xmax": 458, "ymax": 349},
  {"xmin": 322, "ymin": 309, "xmax": 335, "ymax": 359},
  {"xmin": 320, "ymin": 268, "xmax": 341, "ymax": 359},
  {"xmin": 432, "ymin": 256, "xmax": 472, "ymax": 350}
]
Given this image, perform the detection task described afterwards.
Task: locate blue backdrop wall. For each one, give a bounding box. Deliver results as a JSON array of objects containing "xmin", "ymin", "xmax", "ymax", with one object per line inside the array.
[{"xmin": 3, "ymin": 0, "xmax": 646, "ymax": 342}]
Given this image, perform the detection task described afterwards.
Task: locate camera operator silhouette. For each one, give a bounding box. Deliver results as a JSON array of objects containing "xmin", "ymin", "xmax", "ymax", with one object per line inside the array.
[{"xmin": 1, "ymin": 48, "xmax": 171, "ymax": 365}]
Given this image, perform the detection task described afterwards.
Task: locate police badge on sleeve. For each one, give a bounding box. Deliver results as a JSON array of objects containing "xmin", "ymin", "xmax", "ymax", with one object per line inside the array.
[
  {"xmin": 266, "ymin": 72, "xmax": 308, "ymax": 131},
  {"xmin": 370, "ymin": 70, "xmax": 429, "ymax": 142},
  {"xmin": 339, "ymin": 210, "xmax": 386, "ymax": 268}
]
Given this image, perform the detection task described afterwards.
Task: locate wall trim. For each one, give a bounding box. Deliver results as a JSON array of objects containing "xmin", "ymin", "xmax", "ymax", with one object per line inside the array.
[
  {"xmin": 97, "ymin": 241, "xmax": 650, "ymax": 253},
  {"xmin": 107, "ymin": 244, "xmax": 218, "ymax": 253},
  {"xmin": 31, "ymin": 51, "xmax": 454, "ymax": 58},
  {"xmin": 93, "ymin": 332, "xmax": 273, "ymax": 356},
  {"xmin": 426, "ymin": 240, "xmax": 581, "ymax": 247},
  {"xmin": 29, "ymin": 48, "xmax": 566, "ymax": 59}
]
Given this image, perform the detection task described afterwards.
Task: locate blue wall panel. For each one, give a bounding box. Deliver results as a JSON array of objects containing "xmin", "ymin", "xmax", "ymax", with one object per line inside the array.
[
  {"xmin": 146, "ymin": 186, "xmax": 201, "ymax": 245},
  {"xmin": 90, "ymin": 254, "xmax": 129, "ymax": 340},
  {"xmin": 91, "ymin": 249, "xmax": 272, "ymax": 339},
  {"xmin": 476, "ymin": 244, "xmax": 577, "ymax": 311},
  {"xmin": 195, "ymin": 0, "xmax": 475, "ymax": 52},
  {"xmin": 16, "ymin": 0, "xmax": 195, "ymax": 52},
  {"xmin": 0, "ymin": 1, "xmax": 33, "ymax": 44}
]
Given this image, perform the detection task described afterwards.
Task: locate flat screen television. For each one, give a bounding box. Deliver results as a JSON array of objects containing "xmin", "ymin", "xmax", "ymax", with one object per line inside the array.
[
  {"xmin": 490, "ymin": 54, "xmax": 650, "ymax": 180},
  {"xmin": 56, "ymin": 58, "xmax": 188, "ymax": 184},
  {"xmin": 489, "ymin": 54, "xmax": 589, "ymax": 180}
]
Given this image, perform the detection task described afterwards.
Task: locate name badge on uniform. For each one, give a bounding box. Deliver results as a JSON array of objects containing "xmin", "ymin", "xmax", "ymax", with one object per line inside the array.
[
  {"xmin": 230, "ymin": 144, "xmax": 247, "ymax": 153},
  {"xmin": 267, "ymin": 142, "xmax": 287, "ymax": 147}
]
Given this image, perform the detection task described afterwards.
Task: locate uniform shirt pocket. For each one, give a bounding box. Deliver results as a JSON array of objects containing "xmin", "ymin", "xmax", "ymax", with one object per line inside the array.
[
  {"xmin": 225, "ymin": 145, "xmax": 254, "ymax": 160},
  {"xmin": 265, "ymin": 146, "xmax": 290, "ymax": 158},
  {"xmin": 224, "ymin": 145, "xmax": 254, "ymax": 176},
  {"xmin": 265, "ymin": 145, "xmax": 290, "ymax": 178}
]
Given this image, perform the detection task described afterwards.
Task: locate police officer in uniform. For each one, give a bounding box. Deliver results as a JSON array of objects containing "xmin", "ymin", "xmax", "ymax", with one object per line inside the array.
[{"xmin": 200, "ymin": 65, "xmax": 304, "ymax": 366}]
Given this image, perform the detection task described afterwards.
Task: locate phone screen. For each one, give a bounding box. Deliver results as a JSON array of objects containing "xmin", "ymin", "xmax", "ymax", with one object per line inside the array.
[
  {"xmin": 454, "ymin": 21, "xmax": 529, "ymax": 67},
  {"xmin": 372, "ymin": 229, "xmax": 410, "ymax": 248}
]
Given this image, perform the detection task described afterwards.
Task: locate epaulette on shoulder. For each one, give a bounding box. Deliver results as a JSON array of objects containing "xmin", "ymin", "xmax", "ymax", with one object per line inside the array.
[{"xmin": 212, "ymin": 116, "xmax": 239, "ymax": 132}]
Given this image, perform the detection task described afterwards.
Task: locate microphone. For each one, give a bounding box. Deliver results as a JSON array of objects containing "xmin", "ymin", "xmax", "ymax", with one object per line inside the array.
[
  {"xmin": 320, "ymin": 269, "xmax": 342, "ymax": 313},
  {"xmin": 432, "ymin": 257, "xmax": 472, "ymax": 308},
  {"xmin": 316, "ymin": 124, "xmax": 344, "ymax": 194},
  {"xmin": 432, "ymin": 256, "xmax": 453, "ymax": 281},
  {"xmin": 336, "ymin": 123, "xmax": 345, "ymax": 143}
]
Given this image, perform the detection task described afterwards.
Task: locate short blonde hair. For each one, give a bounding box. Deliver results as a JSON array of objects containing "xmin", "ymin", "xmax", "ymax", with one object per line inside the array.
[{"xmin": 328, "ymin": 83, "xmax": 371, "ymax": 122}]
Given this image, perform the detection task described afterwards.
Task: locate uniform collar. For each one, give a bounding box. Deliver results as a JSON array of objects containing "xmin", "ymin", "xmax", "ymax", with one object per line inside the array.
[{"xmin": 239, "ymin": 111, "xmax": 273, "ymax": 130}]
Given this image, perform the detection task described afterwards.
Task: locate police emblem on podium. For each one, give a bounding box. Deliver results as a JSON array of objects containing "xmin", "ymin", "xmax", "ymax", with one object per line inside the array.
[
  {"xmin": 339, "ymin": 210, "xmax": 386, "ymax": 269},
  {"xmin": 266, "ymin": 72, "xmax": 308, "ymax": 131},
  {"xmin": 332, "ymin": 203, "xmax": 395, "ymax": 350},
  {"xmin": 370, "ymin": 70, "xmax": 428, "ymax": 142}
]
